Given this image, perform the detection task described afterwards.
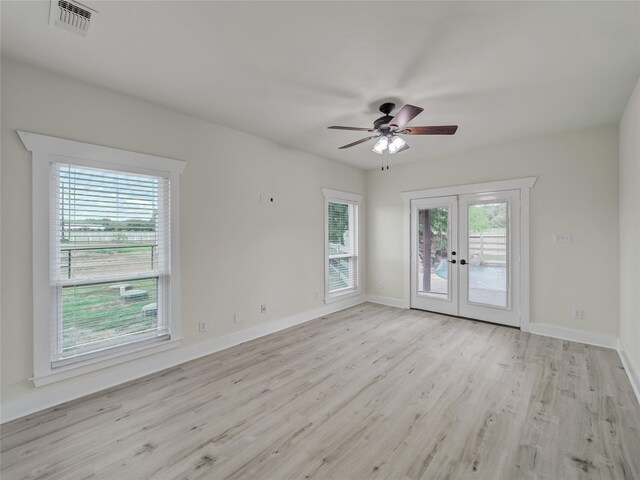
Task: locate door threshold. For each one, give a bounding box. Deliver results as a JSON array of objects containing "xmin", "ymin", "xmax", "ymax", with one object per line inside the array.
[{"xmin": 409, "ymin": 307, "xmax": 521, "ymax": 330}]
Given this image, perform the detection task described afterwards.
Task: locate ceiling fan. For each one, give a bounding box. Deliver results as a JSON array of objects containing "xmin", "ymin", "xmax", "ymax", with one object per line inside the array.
[{"xmin": 328, "ymin": 102, "xmax": 458, "ymax": 169}]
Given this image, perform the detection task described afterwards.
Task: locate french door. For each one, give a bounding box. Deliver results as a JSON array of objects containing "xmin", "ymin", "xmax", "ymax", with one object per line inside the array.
[
  {"xmin": 410, "ymin": 196, "xmax": 459, "ymax": 316},
  {"xmin": 410, "ymin": 190, "xmax": 521, "ymax": 327}
]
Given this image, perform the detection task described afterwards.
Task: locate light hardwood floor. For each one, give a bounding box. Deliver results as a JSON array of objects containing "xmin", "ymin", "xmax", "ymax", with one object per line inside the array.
[{"xmin": 2, "ymin": 303, "xmax": 639, "ymax": 480}]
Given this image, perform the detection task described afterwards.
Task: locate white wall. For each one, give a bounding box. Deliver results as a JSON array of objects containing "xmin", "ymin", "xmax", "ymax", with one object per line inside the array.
[
  {"xmin": 366, "ymin": 125, "xmax": 620, "ymax": 338},
  {"xmin": 619, "ymin": 76, "xmax": 640, "ymax": 385},
  {"xmin": 0, "ymin": 58, "xmax": 366, "ymax": 419},
  {"xmin": 0, "ymin": 56, "xmax": 629, "ymax": 421}
]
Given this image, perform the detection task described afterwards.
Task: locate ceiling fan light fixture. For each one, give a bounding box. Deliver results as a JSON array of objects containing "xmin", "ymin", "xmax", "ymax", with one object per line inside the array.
[
  {"xmin": 388, "ymin": 135, "xmax": 406, "ymax": 154},
  {"xmin": 372, "ymin": 136, "xmax": 388, "ymax": 154}
]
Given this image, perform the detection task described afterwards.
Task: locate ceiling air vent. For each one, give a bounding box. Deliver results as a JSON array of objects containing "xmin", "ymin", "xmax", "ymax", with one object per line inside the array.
[{"xmin": 49, "ymin": 0, "xmax": 97, "ymax": 37}]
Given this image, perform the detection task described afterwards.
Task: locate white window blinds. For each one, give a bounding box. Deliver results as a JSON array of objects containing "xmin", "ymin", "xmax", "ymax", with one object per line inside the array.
[
  {"xmin": 327, "ymin": 200, "xmax": 358, "ymax": 293},
  {"xmin": 51, "ymin": 163, "xmax": 171, "ymax": 364}
]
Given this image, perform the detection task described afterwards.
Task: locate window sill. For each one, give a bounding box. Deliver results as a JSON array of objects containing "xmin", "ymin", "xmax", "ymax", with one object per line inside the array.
[
  {"xmin": 32, "ymin": 337, "xmax": 182, "ymax": 387},
  {"xmin": 324, "ymin": 289, "xmax": 361, "ymax": 304}
]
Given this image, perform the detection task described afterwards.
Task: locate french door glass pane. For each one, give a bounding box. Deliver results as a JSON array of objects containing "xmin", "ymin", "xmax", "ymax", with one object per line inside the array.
[
  {"xmin": 418, "ymin": 207, "xmax": 449, "ymax": 297},
  {"xmin": 467, "ymin": 202, "xmax": 508, "ymax": 307}
]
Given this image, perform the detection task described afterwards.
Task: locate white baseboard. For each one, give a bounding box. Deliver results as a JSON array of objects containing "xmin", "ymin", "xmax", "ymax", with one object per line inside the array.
[
  {"xmin": 527, "ymin": 323, "xmax": 618, "ymax": 349},
  {"xmin": 618, "ymin": 341, "xmax": 640, "ymax": 405},
  {"xmin": 366, "ymin": 294, "xmax": 407, "ymax": 309},
  {"xmin": 1, "ymin": 295, "xmax": 367, "ymax": 424}
]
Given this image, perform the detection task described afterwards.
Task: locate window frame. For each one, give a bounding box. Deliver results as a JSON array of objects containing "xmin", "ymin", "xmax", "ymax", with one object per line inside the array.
[
  {"xmin": 322, "ymin": 188, "xmax": 362, "ymax": 303},
  {"xmin": 18, "ymin": 131, "xmax": 186, "ymax": 386}
]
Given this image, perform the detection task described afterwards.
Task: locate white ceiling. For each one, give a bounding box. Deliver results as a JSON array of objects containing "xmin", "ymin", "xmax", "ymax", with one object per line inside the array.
[{"xmin": 2, "ymin": 1, "xmax": 639, "ymax": 169}]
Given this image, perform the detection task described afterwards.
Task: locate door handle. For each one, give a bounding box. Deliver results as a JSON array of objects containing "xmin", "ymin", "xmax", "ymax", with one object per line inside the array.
[
  {"xmin": 448, "ymin": 259, "xmax": 457, "ymax": 264},
  {"xmin": 460, "ymin": 259, "xmax": 468, "ymax": 265}
]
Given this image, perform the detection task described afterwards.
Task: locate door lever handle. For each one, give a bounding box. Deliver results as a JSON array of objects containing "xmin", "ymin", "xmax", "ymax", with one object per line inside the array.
[
  {"xmin": 448, "ymin": 259, "xmax": 457, "ymax": 264},
  {"xmin": 459, "ymin": 259, "xmax": 467, "ymax": 265}
]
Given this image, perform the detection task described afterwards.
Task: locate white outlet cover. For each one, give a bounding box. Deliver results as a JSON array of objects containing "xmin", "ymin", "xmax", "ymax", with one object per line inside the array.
[
  {"xmin": 234, "ymin": 312, "xmax": 246, "ymax": 324},
  {"xmin": 553, "ymin": 233, "xmax": 572, "ymax": 243},
  {"xmin": 572, "ymin": 308, "xmax": 583, "ymax": 319}
]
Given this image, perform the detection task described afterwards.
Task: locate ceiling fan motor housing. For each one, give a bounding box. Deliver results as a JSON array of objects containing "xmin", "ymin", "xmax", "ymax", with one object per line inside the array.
[
  {"xmin": 373, "ymin": 115, "xmax": 394, "ymax": 130},
  {"xmin": 374, "ymin": 103, "xmax": 397, "ymax": 130},
  {"xmin": 378, "ymin": 102, "xmax": 395, "ymax": 115}
]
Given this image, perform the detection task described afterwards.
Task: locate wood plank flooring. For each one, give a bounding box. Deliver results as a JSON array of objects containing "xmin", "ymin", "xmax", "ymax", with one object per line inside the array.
[{"xmin": 2, "ymin": 303, "xmax": 639, "ymax": 479}]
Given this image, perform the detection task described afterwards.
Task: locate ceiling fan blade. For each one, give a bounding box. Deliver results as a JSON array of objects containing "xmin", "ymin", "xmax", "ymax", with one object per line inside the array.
[
  {"xmin": 389, "ymin": 104, "xmax": 424, "ymax": 128},
  {"xmin": 404, "ymin": 125, "xmax": 458, "ymax": 135},
  {"xmin": 338, "ymin": 136, "xmax": 377, "ymax": 149},
  {"xmin": 328, "ymin": 126, "xmax": 374, "ymax": 132}
]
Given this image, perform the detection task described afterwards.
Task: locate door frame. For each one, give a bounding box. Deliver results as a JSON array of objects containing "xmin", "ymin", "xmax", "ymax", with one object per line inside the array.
[{"xmin": 401, "ymin": 177, "xmax": 536, "ymax": 332}]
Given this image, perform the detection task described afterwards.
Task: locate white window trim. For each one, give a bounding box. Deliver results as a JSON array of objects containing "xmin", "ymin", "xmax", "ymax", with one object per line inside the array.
[
  {"xmin": 18, "ymin": 131, "xmax": 186, "ymax": 386},
  {"xmin": 322, "ymin": 188, "xmax": 362, "ymax": 304},
  {"xmin": 400, "ymin": 177, "xmax": 536, "ymax": 332}
]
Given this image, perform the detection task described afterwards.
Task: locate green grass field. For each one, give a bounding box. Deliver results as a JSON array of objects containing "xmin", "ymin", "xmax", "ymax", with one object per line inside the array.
[{"xmin": 63, "ymin": 278, "xmax": 157, "ymax": 334}]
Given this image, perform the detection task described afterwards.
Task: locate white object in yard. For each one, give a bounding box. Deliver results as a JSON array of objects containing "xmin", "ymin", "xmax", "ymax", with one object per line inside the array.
[
  {"xmin": 141, "ymin": 303, "xmax": 157, "ymax": 317},
  {"xmin": 121, "ymin": 289, "xmax": 148, "ymax": 300}
]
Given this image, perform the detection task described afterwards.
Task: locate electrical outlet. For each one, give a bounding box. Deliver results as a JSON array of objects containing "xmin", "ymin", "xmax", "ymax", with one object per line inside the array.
[
  {"xmin": 198, "ymin": 321, "xmax": 208, "ymax": 333},
  {"xmin": 572, "ymin": 308, "xmax": 583, "ymax": 319},
  {"xmin": 315, "ymin": 290, "xmax": 319, "ymax": 300},
  {"xmin": 260, "ymin": 304, "xmax": 267, "ymax": 314},
  {"xmin": 378, "ymin": 282, "xmax": 384, "ymax": 290},
  {"xmin": 260, "ymin": 194, "xmax": 274, "ymax": 205},
  {"xmin": 234, "ymin": 312, "xmax": 246, "ymax": 324},
  {"xmin": 553, "ymin": 233, "xmax": 572, "ymax": 243}
]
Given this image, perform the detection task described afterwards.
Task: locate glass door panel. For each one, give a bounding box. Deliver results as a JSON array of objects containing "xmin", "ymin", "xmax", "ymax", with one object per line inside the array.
[
  {"xmin": 410, "ymin": 196, "xmax": 458, "ymax": 316},
  {"xmin": 459, "ymin": 190, "xmax": 520, "ymax": 326},
  {"xmin": 418, "ymin": 207, "xmax": 450, "ymax": 297},
  {"xmin": 467, "ymin": 202, "xmax": 508, "ymax": 308}
]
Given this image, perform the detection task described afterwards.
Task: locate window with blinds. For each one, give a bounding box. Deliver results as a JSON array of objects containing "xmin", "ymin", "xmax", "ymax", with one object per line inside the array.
[
  {"xmin": 327, "ymin": 199, "xmax": 358, "ymax": 295},
  {"xmin": 51, "ymin": 163, "xmax": 171, "ymax": 364}
]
